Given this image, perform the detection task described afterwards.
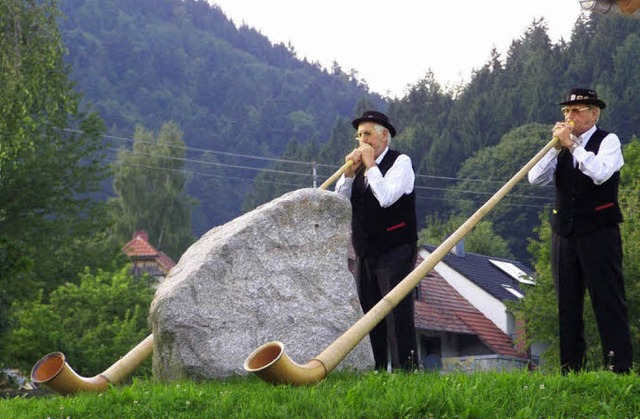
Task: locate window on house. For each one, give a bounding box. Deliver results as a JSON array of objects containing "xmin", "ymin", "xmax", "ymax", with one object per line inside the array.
[
  {"xmin": 502, "ymin": 284, "xmax": 524, "ymax": 299},
  {"xmin": 489, "ymin": 259, "xmax": 535, "ymax": 285}
]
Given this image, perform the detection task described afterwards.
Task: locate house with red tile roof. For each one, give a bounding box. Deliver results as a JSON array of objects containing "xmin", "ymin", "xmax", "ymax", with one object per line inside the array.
[
  {"xmin": 417, "ymin": 241, "xmax": 536, "ymax": 372},
  {"xmin": 122, "ymin": 231, "xmax": 176, "ymax": 281},
  {"xmin": 349, "ymin": 240, "xmax": 535, "ymax": 372}
]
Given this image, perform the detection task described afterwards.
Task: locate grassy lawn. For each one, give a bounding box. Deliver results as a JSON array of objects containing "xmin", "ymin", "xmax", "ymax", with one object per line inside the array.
[{"xmin": 1, "ymin": 369, "xmax": 638, "ymax": 418}]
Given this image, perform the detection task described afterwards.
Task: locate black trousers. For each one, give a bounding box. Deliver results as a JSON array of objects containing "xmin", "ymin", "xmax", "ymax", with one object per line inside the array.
[
  {"xmin": 551, "ymin": 225, "xmax": 632, "ymax": 373},
  {"xmin": 354, "ymin": 242, "xmax": 418, "ymax": 371}
]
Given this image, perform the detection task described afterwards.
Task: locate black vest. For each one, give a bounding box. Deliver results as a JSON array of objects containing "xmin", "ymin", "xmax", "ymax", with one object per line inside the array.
[
  {"xmin": 550, "ymin": 128, "xmax": 623, "ymax": 237},
  {"xmin": 351, "ymin": 149, "xmax": 417, "ymax": 257}
]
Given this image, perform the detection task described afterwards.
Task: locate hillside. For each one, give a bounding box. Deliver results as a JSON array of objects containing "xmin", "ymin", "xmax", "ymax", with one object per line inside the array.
[
  {"xmin": 58, "ymin": 0, "xmax": 385, "ymax": 233},
  {"xmin": 57, "ymin": 1, "xmax": 640, "ymax": 262}
]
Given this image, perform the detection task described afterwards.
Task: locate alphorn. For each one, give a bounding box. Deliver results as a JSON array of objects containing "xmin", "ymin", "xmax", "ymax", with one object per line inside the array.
[
  {"xmin": 244, "ymin": 135, "xmax": 562, "ymax": 384},
  {"xmin": 31, "ymin": 334, "xmax": 153, "ymax": 395},
  {"xmin": 29, "ymin": 157, "xmax": 357, "ymax": 395},
  {"xmin": 319, "ymin": 160, "xmax": 353, "ymax": 190}
]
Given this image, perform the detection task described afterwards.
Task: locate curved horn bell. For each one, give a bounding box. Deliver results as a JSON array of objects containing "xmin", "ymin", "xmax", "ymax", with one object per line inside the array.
[
  {"xmin": 31, "ymin": 334, "xmax": 153, "ymax": 395},
  {"xmin": 243, "ymin": 341, "xmax": 327, "ymax": 385}
]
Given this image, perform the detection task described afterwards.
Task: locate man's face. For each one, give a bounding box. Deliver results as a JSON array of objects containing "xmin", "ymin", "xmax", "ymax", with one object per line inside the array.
[
  {"xmin": 562, "ymin": 103, "xmax": 598, "ymax": 136},
  {"xmin": 356, "ymin": 122, "xmax": 388, "ymax": 158}
]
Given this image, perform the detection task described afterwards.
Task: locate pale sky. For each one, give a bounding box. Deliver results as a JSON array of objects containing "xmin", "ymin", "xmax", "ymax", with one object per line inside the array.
[{"xmin": 209, "ymin": 1, "xmax": 586, "ymax": 98}]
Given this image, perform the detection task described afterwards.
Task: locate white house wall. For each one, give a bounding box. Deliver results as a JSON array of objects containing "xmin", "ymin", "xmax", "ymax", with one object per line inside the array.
[{"xmin": 420, "ymin": 249, "xmax": 509, "ymax": 334}]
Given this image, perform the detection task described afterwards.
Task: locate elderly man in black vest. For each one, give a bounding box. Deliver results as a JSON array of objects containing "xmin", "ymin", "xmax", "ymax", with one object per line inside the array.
[
  {"xmin": 336, "ymin": 110, "xmax": 418, "ymax": 371},
  {"xmin": 528, "ymin": 88, "xmax": 632, "ymax": 374}
]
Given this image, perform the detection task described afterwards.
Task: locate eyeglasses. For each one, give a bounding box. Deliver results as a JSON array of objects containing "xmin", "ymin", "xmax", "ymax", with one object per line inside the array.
[
  {"xmin": 561, "ymin": 106, "xmax": 591, "ymax": 116},
  {"xmin": 354, "ymin": 130, "xmax": 377, "ymax": 140}
]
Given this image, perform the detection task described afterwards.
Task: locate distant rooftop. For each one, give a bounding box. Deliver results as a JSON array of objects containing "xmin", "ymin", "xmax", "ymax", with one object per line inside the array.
[
  {"xmin": 122, "ymin": 230, "xmax": 176, "ymax": 277},
  {"xmin": 421, "ymin": 244, "xmax": 534, "ymax": 302}
]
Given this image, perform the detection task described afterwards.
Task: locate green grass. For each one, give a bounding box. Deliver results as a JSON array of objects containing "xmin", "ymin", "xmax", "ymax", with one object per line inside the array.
[{"xmin": 1, "ymin": 370, "xmax": 639, "ymax": 418}]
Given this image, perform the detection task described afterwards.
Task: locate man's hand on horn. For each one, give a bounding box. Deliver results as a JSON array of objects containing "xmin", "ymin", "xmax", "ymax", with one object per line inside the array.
[
  {"xmin": 552, "ymin": 121, "xmax": 574, "ymax": 150},
  {"xmin": 344, "ymin": 148, "xmax": 362, "ymax": 177},
  {"xmin": 359, "ymin": 143, "xmax": 376, "ymax": 169}
]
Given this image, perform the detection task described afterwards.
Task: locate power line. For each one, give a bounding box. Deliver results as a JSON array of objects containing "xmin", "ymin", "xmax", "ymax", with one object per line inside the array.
[
  {"xmin": 415, "ymin": 193, "xmax": 552, "ymax": 210},
  {"xmin": 106, "ymin": 148, "xmax": 552, "ymax": 203},
  {"xmin": 414, "ymin": 184, "xmax": 553, "ymax": 201},
  {"xmin": 106, "ymin": 147, "xmax": 314, "ymax": 178},
  {"xmin": 84, "ymin": 128, "xmax": 556, "ymax": 187},
  {"xmin": 91, "ymin": 128, "xmax": 555, "ymax": 208},
  {"xmin": 106, "ymin": 156, "xmax": 553, "ymax": 210},
  {"xmin": 110, "ymin": 160, "xmax": 309, "ymax": 189},
  {"xmin": 81, "ymin": 128, "xmax": 340, "ymax": 169}
]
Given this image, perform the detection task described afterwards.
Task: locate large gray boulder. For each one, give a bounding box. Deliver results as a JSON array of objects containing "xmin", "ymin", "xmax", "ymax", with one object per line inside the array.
[{"xmin": 148, "ymin": 188, "xmax": 374, "ymax": 380}]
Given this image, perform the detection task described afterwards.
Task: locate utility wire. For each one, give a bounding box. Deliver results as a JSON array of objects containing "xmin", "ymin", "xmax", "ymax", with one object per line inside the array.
[
  {"xmin": 76, "ymin": 128, "xmax": 338, "ymax": 168},
  {"xmin": 106, "ymin": 147, "xmax": 312, "ymax": 177},
  {"xmin": 106, "ymin": 156, "xmax": 553, "ymax": 210},
  {"xmin": 82, "ymin": 127, "xmax": 554, "ymax": 209},
  {"xmin": 91, "ymin": 128, "xmax": 557, "ymax": 187},
  {"xmin": 105, "ymin": 146, "xmax": 553, "ymax": 203}
]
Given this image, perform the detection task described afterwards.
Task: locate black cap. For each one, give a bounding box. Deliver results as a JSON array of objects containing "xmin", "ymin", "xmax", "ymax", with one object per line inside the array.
[
  {"xmin": 558, "ymin": 88, "xmax": 606, "ymax": 109},
  {"xmin": 351, "ymin": 110, "xmax": 397, "ymax": 137}
]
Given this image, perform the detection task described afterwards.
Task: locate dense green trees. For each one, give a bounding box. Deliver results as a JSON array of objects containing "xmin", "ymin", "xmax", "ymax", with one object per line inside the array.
[
  {"xmin": 419, "ymin": 215, "xmax": 513, "ymax": 259},
  {"xmin": 242, "ymin": 98, "xmax": 378, "ymax": 209},
  {"xmin": 0, "ymin": 0, "xmax": 117, "ymax": 358},
  {"xmin": 444, "ymin": 124, "xmax": 556, "ymax": 262},
  {"xmin": 110, "ymin": 122, "xmax": 196, "ymax": 261}
]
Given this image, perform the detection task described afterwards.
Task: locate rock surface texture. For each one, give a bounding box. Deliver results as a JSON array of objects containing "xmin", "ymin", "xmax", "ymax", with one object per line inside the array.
[{"xmin": 149, "ymin": 188, "xmax": 374, "ymax": 380}]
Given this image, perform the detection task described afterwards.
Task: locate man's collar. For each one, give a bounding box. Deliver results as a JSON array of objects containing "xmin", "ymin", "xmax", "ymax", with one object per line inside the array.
[
  {"xmin": 376, "ymin": 147, "xmax": 390, "ymax": 164},
  {"xmin": 574, "ymin": 125, "xmax": 597, "ymax": 144}
]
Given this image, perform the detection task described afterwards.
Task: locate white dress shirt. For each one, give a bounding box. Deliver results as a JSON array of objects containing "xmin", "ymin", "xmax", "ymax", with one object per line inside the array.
[
  {"xmin": 528, "ymin": 125, "xmax": 624, "ymax": 186},
  {"xmin": 335, "ymin": 147, "xmax": 415, "ymax": 208}
]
